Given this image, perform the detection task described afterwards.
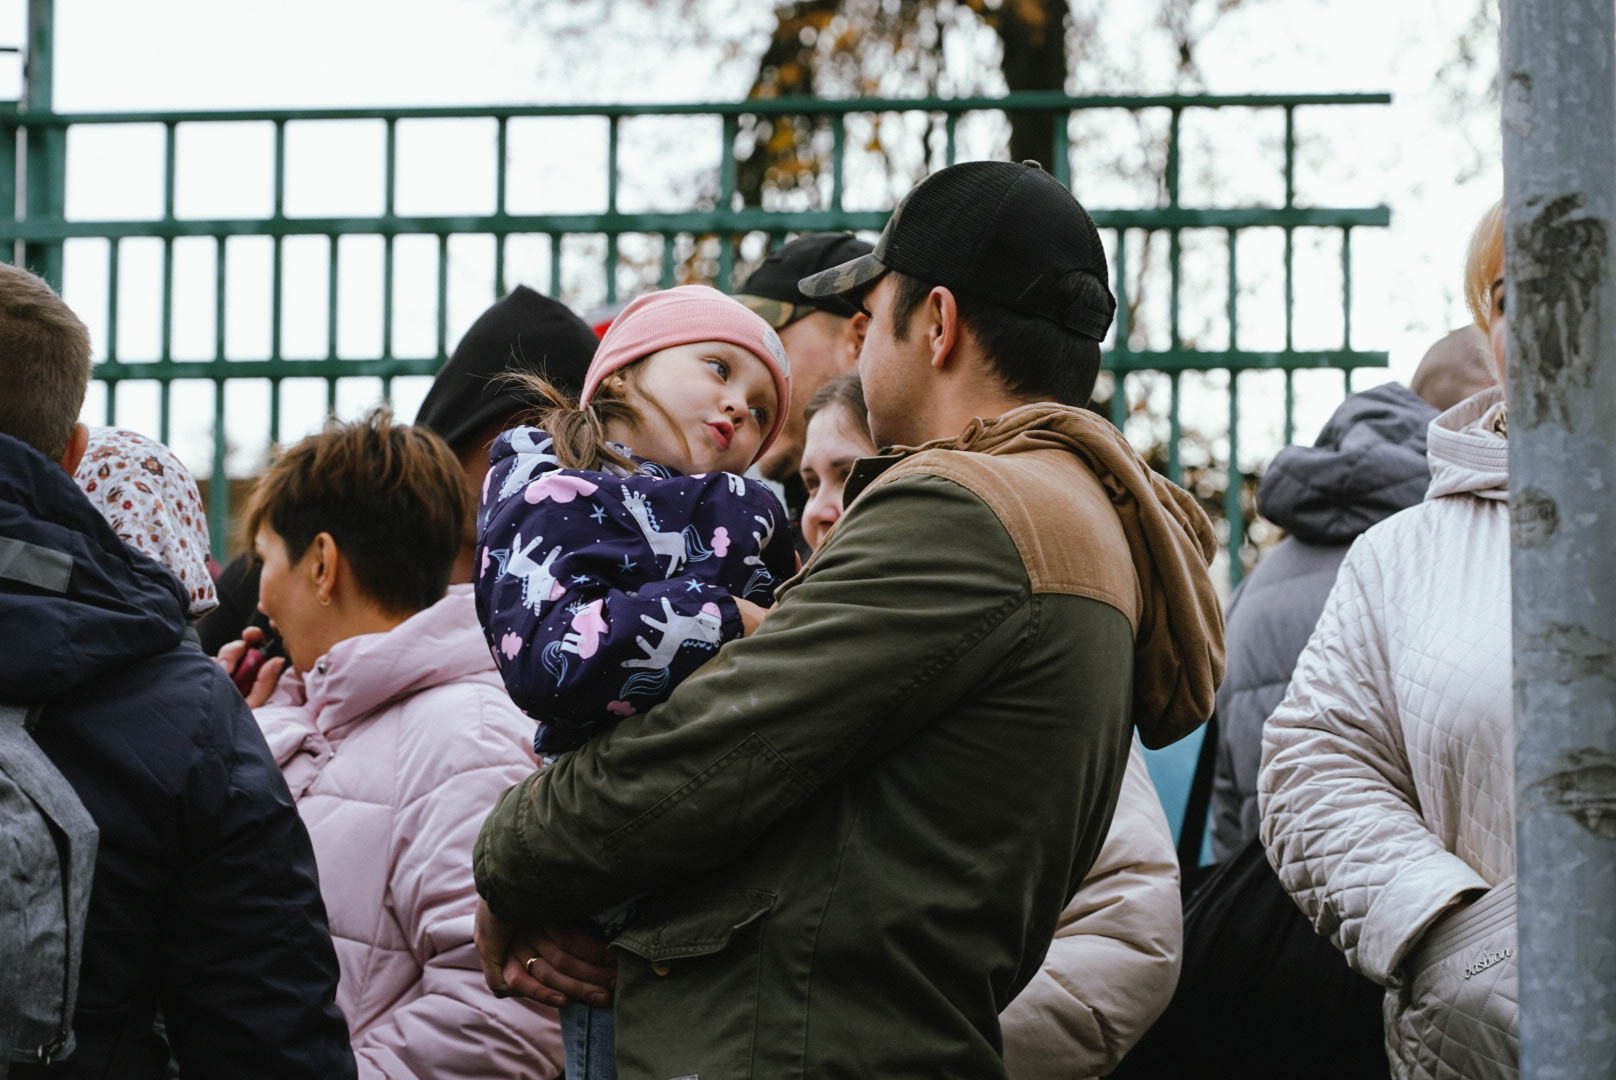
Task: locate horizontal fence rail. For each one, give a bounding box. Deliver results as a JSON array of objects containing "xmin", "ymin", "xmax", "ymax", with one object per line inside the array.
[{"xmin": 0, "ymin": 92, "xmax": 1392, "ymax": 585}]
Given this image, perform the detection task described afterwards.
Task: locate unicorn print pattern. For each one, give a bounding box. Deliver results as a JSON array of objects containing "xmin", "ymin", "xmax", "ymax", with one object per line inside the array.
[
  {"xmin": 474, "ymin": 424, "xmax": 798, "ymax": 754},
  {"xmin": 506, "ymin": 531, "xmax": 564, "ymax": 613},
  {"xmin": 622, "ymin": 599, "xmax": 726, "ymax": 670},
  {"xmin": 623, "ymin": 488, "xmax": 688, "ymax": 577},
  {"xmin": 497, "ymin": 428, "xmax": 560, "ymax": 502}
]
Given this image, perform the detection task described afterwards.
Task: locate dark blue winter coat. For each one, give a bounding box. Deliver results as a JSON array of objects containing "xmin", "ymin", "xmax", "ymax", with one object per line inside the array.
[
  {"xmin": 475, "ymin": 427, "xmax": 797, "ymax": 754},
  {"xmin": 0, "ymin": 432, "xmax": 354, "ymax": 1080}
]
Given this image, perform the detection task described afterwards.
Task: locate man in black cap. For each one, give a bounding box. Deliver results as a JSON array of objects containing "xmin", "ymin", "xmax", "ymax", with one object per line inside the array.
[
  {"xmin": 199, "ymin": 286, "xmax": 597, "ymax": 655},
  {"xmin": 474, "ymin": 162, "xmax": 1222, "ymax": 1079},
  {"xmin": 734, "ymin": 234, "xmax": 871, "ymax": 497}
]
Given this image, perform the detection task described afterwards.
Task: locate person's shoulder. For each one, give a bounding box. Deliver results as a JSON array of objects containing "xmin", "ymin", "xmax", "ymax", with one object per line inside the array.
[
  {"xmin": 863, "ymin": 446, "xmax": 1137, "ymax": 606},
  {"xmin": 388, "ymin": 674, "xmax": 537, "ymax": 798}
]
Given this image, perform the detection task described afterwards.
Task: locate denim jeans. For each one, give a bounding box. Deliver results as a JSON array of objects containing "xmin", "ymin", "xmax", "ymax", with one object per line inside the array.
[{"xmin": 560, "ymin": 999, "xmax": 617, "ymax": 1080}]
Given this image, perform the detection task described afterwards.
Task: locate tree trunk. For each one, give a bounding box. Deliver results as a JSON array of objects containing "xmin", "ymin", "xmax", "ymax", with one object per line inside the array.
[{"xmin": 993, "ymin": 0, "xmax": 1070, "ymax": 170}]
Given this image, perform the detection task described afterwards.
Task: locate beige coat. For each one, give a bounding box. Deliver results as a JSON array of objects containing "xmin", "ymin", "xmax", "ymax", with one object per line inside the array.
[
  {"xmin": 1001, "ymin": 742, "xmax": 1181, "ymax": 1079},
  {"xmin": 1259, "ymin": 388, "xmax": 1515, "ymax": 1078}
]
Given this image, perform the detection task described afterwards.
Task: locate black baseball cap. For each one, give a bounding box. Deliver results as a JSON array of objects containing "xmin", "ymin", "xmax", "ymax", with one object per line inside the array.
[
  {"xmin": 734, "ymin": 233, "xmax": 874, "ymax": 328},
  {"xmin": 799, "ymin": 161, "xmax": 1116, "ymax": 341}
]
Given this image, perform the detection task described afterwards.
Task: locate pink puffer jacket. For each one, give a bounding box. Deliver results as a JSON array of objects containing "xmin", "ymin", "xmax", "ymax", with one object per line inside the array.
[{"xmin": 257, "ymin": 585, "xmax": 562, "ymax": 1079}]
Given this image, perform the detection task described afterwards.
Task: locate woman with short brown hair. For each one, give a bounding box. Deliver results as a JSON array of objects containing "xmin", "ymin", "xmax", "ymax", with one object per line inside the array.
[{"xmin": 222, "ymin": 409, "xmax": 563, "ymax": 1078}]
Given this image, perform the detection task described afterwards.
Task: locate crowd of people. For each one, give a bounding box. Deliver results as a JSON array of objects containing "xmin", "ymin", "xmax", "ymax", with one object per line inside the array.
[{"xmin": 0, "ymin": 158, "xmax": 1522, "ymax": 1080}]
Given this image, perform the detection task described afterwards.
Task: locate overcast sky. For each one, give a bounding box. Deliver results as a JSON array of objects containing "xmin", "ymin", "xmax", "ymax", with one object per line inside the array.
[{"xmin": 1, "ymin": 0, "xmax": 1504, "ymax": 479}]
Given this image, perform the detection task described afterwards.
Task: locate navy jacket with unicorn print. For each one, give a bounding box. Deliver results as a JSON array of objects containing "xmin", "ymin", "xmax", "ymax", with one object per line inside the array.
[{"xmin": 475, "ymin": 425, "xmax": 797, "ymax": 754}]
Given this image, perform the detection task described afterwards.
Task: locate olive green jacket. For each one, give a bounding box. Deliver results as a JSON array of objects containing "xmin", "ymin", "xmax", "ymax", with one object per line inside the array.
[{"xmin": 475, "ymin": 403, "xmax": 1223, "ymax": 1080}]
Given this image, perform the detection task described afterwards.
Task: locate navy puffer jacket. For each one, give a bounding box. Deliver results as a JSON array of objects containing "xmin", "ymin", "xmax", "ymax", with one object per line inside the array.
[{"xmin": 0, "ymin": 432, "xmax": 354, "ymax": 1079}]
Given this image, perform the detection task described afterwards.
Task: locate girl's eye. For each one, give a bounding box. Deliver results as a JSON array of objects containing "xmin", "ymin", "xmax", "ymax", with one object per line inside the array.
[
  {"xmin": 802, "ymin": 473, "xmax": 819, "ymax": 495},
  {"xmin": 750, "ymin": 406, "xmax": 769, "ymax": 427},
  {"xmin": 707, "ymin": 358, "xmax": 729, "ymax": 380}
]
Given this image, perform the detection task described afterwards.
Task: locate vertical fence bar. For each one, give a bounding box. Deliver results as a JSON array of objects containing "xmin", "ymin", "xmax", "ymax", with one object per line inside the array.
[
  {"xmin": 1340, "ymin": 225, "xmax": 1353, "ymax": 350},
  {"xmin": 717, "ymin": 112, "xmax": 737, "ymax": 290},
  {"xmin": 22, "ymin": 0, "xmax": 63, "ymax": 288},
  {"xmin": 270, "ymin": 120, "xmax": 285, "ymax": 445},
  {"xmin": 1051, "ymin": 109, "xmax": 1070, "ymax": 188},
  {"xmin": 1109, "ymin": 227, "xmax": 1130, "ymax": 430},
  {"xmin": 1225, "ymin": 221, "xmax": 1242, "ymax": 586},
  {"xmin": 1167, "ymin": 374, "xmax": 1181, "ymax": 485},
  {"xmin": 661, "ymin": 233, "xmax": 676, "ymax": 288},
  {"xmin": 103, "ymin": 238, "xmax": 118, "ymax": 424},
  {"xmin": 1225, "ymin": 374, "xmax": 1243, "ymax": 590},
  {"xmin": 605, "ymin": 115, "xmax": 618, "ymax": 304},
  {"xmin": 326, "ymin": 235, "xmax": 339, "ymax": 414},
  {"xmin": 210, "ymin": 236, "xmax": 229, "ymax": 558},
  {"xmin": 1283, "ymin": 108, "xmax": 1296, "ymax": 359},
  {"xmin": 0, "ymin": 115, "xmax": 18, "ymax": 269},
  {"xmin": 1167, "ymin": 108, "xmax": 1182, "ymax": 354},
  {"xmin": 158, "ymin": 121, "xmax": 175, "ymax": 444},
  {"xmin": 1283, "ymin": 106, "xmax": 1296, "ymax": 208},
  {"xmin": 436, "ymin": 232, "xmax": 450, "ymax": 364},
  {"xmin": 383, "ymin": 118, "xmax": 395, "ymax": 367},
  {"xmin": 830, "ymin": 112, "xmax": 845, "ymax": 212},
  {"xmin": 1283, "ymin": 369, "xmax": 1295, "ymax": 445},
  {"xmin": 548, "ymin": 234, "xmax": 562, "ymax": 298},
  {"xmin": 1500, "ymin": 7, "xmax": 1616, "ymax": 1073},
  {"xmin": 944, "ymin": 110, "xmax": 958, "ymax": 166},
  {"xmin": 494, "ymin": 116, "xmax": 507, "ymax": 296}
]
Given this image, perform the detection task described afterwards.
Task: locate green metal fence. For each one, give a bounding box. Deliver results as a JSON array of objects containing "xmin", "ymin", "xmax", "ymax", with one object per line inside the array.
[{"xmin": 0, "ymin": 91, "xmax": 1391, "ymax": 581}]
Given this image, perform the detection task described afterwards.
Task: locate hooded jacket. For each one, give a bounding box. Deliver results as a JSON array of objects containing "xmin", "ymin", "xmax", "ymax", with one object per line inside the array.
[
  {"xmin": 1259, "ymin": 387, "xmax": 1514, "ymax": 1077},
  {"xmin": 1211, "ymin": 382, "xmax": 1436, "ymax": 858},
  {"xmin": 0, "ymin": 432, "xmax": 353, "ymax": 1080},
  {"xmin": 474, "ymin": 402, "xmax": 1222, "ymax": 1079},
  {"xmin": 255, "ymin": 586, "xmax": 563, "ymax": 1079}
]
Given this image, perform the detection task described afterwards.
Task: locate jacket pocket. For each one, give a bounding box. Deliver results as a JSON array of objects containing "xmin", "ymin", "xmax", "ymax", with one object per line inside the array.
[
  {"xmin": 1396, "ymin": 878, "xmax": 1519, "ymax": 1080},
  {"xmin": 609, "ymin": 889, "xmax": 777, "ymax": 1080}
]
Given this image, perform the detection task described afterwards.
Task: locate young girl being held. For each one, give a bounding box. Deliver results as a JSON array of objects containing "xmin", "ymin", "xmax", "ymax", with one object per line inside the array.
[{"xmin": 475, "ymin": 283, "xmax": 797, "ymax": 755}]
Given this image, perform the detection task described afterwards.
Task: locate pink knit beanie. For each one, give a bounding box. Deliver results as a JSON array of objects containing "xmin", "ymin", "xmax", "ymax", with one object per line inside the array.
[{"xmin": 579, "ymin": 285, "xmax": 792, "ymax": 464}]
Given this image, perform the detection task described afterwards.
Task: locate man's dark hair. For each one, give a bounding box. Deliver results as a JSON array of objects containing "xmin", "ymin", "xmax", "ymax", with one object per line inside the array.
[
  {"xmin": 242, "ymin": 408, "xmax": 467, "ymax": 615},
  {"xmin": 889, "ymin": 272, "xmax": 1103, "ymax": 407}
]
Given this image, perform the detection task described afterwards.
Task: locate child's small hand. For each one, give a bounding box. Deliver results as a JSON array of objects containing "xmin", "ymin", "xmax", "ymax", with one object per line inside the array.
[{"xmin": 735, "ymin": 598, "xmax": 769, "ymax": 635}]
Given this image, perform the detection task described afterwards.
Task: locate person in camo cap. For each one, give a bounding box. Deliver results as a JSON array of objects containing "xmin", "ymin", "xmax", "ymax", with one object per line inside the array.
[{"xmin": 474, "ymin": 161, "xmax": 1223, "ymax": 1079}]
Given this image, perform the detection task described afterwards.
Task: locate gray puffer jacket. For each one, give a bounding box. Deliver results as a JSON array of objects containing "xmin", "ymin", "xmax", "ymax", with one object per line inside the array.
[{"xmin": 1209, "ymin": 382, "xmax": 1434, "ymax": 859}]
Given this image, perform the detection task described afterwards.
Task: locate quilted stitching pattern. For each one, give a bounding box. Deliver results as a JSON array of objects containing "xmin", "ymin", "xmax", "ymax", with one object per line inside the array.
[
  {"xmin": 1258, "ymin": 477, "xmax": 1514, "ymax": 1077},
  {"xmin": 1393, "ymin": 881, "xmax": 1518, "ymax": 1079}
]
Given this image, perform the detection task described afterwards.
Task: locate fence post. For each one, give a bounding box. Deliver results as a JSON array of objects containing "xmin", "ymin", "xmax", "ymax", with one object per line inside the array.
[
  {"xmin": 1500, "ymin": 1, "xmax": 1616, "ymax": 1076},
  {"xmin": 22, "ymin": 0, "xmax": 62, "ymax": 288}
]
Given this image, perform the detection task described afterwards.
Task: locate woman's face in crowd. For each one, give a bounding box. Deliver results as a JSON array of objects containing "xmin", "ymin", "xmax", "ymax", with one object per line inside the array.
[
  {"xmin": 1488, "ymin": 273, "xmax": 1508, "ymax": 384},
  {"xmin": 254, "ymin": 525, "xmax": 325, "ymax": 674},
  {"xmin": 799, "ymin": 403, "xmax": 876, "ymax": 552},
  {"xmin": 620, "ymin": 341, "xmax": 778, "ymax": 475}
]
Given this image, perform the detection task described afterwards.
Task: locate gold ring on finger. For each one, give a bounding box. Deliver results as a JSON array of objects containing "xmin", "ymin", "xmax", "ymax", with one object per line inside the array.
[{"xmin": 524, "ymin": 955, "xmax": 539, "ymax": 976}]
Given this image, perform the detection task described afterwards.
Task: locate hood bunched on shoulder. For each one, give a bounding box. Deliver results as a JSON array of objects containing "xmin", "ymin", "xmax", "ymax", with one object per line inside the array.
[
  {"xmin": 0, "ymin": 432, "xmax": 188, "ymax": 703},
  {"xmin": 1425, "ymin": 385, "xmax": 1509, "ymax": 502},
  {"xmin": 1257, "ymin": 382, "xmax": 1437, "ymax": 545},
  {"xmin": 928, "ymin": 403, "xmax": 1225, "ymax": 749}
]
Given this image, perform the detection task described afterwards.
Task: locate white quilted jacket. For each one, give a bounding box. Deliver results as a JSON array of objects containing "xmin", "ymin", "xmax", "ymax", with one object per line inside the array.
[{"xmin": 1258, "ymin": 387, "xmax": 1514, "ymax": 1076}]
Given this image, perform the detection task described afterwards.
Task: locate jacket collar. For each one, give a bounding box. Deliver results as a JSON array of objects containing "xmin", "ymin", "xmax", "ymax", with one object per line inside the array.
[
  {"xmin": 1427, "ymin": 386, "xmax": 1509, "ymax": 502},
  {"xmin": 289, "ymin": 585, "xmax": 499, "ymax": 737},
  {"xmin": 839, "ymin": 401, "xmax": 1224, "ymax": 750}
]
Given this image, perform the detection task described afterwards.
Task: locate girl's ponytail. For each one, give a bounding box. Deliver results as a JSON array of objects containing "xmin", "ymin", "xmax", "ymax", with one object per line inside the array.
[{"xmin": 502, "ymin": 371, "xmax": 640, "ymax": 473}]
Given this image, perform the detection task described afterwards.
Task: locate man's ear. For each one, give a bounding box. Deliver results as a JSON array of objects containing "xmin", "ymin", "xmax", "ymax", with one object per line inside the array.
[
  {"xmin": 843, "ymin": 313, "xmax": 869, "ymax": 369},
  {"xmin": 58, "ymin": 422, "xmax": 89, "ymax": 476},
  {"xmin": 927, "ymin": 287, "xmax": 960, "ymax": 371}
]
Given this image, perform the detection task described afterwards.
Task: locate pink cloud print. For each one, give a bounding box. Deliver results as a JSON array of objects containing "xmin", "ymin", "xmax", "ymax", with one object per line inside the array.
[
  {"xmin": 500, "ymin": 631, "xmax": 523, "ymax": 660},
  {"xmin": 525, "ymin": 474, "xmax": 600, "ymax": 505}
]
